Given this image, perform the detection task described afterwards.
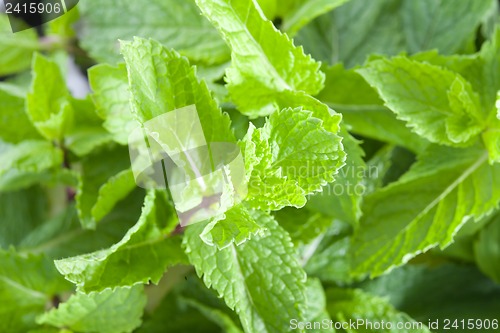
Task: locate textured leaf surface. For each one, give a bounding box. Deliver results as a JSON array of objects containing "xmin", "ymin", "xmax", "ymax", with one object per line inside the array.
[
  {"xmin": 317, "ymin": 64, "xmax": 429, "ymax": 153},
  {"xmin": 26, "ymin": 53, "xmax": 73, "ymax": 140},
  {"xmin": 56, "ymin": 191, "xmax": 187, "ymax": 292},
  {"xmin": 184, "ymin": 211, "xmax": 307, "ymax": 333},
  {"xmin": 37, "ymin": 286, "xmax": 146, "ymax": 333},
  {"xmin": 351, "ymin": 145, "xmax": 500, "ymax": 276},
  {"xmin": 64, "ymin": 97, "xmax": 112, "ymax": 157},
  {"xmin": 307, "ymin": 127, "xmax": 365, "ymax": 226},
  {"xmin": 196, "ymin": 0, "xmax": 325, "ymax": 117},
  {"xmin": 242, "ymin": 107, "xmax": 345, "ymax": 210},
  {"xmin": 358, "ymin": 56, "xmax": 484, "ymax": 146},
  {"xmin": 79, "ymin": 0, "xmax": 229, "ymax": 65},
  {"xmin": 0, "ymin": 140, "xmax": 63, "ymax": 191},
  {"xmin": 281, "ymin": 0, "xmax": 350, "ymax": 36},
  {"xmin": 88, "ymin": 63, "xmax": 137, "ymax": 145},
  {"xmin": 296, "ymin": 0, "xmax": 493, "ymax": 67},
  {"xmin": 76, "ymin": 146, "xmax": 132, "ymax": 229},
  {"xmin": 360, "ymin": 264, "xmax": 500, "ymax": 326},
  {"xmin": 121, "ymin": 37, "xmax": 235, "ymax": 143},
  {"xmin": 326, "ymin": 288, "xmax": 431, "ymax": 333},
  {"xmin": 474, "ymin": 213, "xmax": 500, "ymax": 283},
  {"xmin": 0, "ymin": 14, "xmax": 39, "ymax": 76},
  {"xmin": 0, "ymin": 83, "xmax": 41, "ymax": 143},
  {"xmin": 301, "ymin": 279, "xmax": 334, "ymax": 333}
]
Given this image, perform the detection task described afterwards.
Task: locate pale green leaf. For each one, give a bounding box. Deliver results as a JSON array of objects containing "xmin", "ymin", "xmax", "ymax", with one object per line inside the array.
[
  {"xmin": 402, "ymin": 0, "xmax": 495, "ymax": 54},
  {"xmin": 79, "ymin": 0, "xmax": 229, "ymax": 65},
  {"xmin": 282, "ymin": 0, "xmax": 351, "ymax": 36},
  {"xmin": 301, "ymin": 279, "xmax": 334, "ymax": 333},
  {"xmin": 0, "ymin": 14, "xmax": 40, "ymax": 76},
  {"xmin": 184, "ymin": 211, "xmax": 307, "ymax": 333},
  {"xmin": 195, "ymin": 0, "xmax": 325, "ymax": 117},
  {"xmin": 64, "ymin": 97, "xmax": 112, "ymax": 157},
  {"xmin": 121, "ymin": 37, "xmax": 235, "ymax": 144},
  {"xmin": 295, "ymin": 0, "xmax": 404, "ymax": 67},
  {"xmin": 296, "ymin": 0, "xmax": 493, "ymax": 68},
  {"xmin": 0, "ymin": 83, "xmax": 41, "ymax": 143},
  {"xmin": 88, "ymin": 63, "xmax": 138, "ymax": 145},
  {"xmin": 274, "ymin": 207, "xmax": 333, "ymax": 245},
  {"xmin": 200, "ymin": 204, "xmax": 265, "ymax": 249},
  {"xmin": 242, "ymin": 107, "xmax": 345, "ymax": 210},
  {"xmin": 358, "ymin": 56, "xmax": 484, "ymax": 146},
  {"xmin": 0, "ymin": 140, "xmax": 63, "ymax": 191},
  {"xmin": 351, "ymin": 145, "xmax": 500, "ymax": 277},
  {"xmin": 56, "ymin": 191, "xmax": 187, "ymax": 292},
  {"xmin": 26, "ymin": 53, "xmax": 73, "ymax": 141},
  {"xmin": 37, "ymin": 286, "xmax": 146, "ymax": 333},
  {"xmin": 317, "ymin": 64, "xmax": 430, "ymax": 153}
]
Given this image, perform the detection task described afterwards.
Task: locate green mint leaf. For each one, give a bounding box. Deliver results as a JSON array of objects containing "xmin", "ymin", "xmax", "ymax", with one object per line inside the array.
[
  {"xmin": 282, "ymin": 0, "xmax": 351, "ymax": 36},
  {"xmin": 26, "ymin": 53, "xmax": 73, "ymax": 141},
  {"xmin": 358, "ymin": 56, "xmax": 484, "ymax": 146},
  {"xmin": 304, "ymin": 224, "xmax": 353, "ymax": 284},
  {"xmin": 37, "ymin": 286, "xmax": 147, "ymax": 333},
  {"xmin": 79, "ymin": 0, "xmax": 229, "ymax": 65},
  {"xmin": 317, "ymin": 64, "xmax": 429, "ymax": 153},
  {"xmin": 274, "ymin": 207, "xmax": 333, "ymax": 245},
  {"xmin": 76, "ymin": 146, "xmax": 133, "ymax": 229},
  {"xmin": 302, "ymin": 279, "xmax": 334, "ymax": 333},
  {"xmin": 64, "ymin": 97, "xmax": 112, "ymax": 156},
  {"xmin": 295, "ymin": 0, "xmax": 493, "ymax": 68},
  {"xmin": 0, "ymin": 83, "xmax": 41, "ymax": 143},
  {"xmin": 137, "ymin": 283, "xmax": 225, "ymax": 333},
  {"xmin": 0, "ymin": 249, "xmax": 71, "ymax": 333},
  {"xmin": 242, "ymin": 107, "xmax": 345, "ymax": 210},
  {"xmin": 360, "ymin": 263, "xmax": 500, "ymax": 323},
  {"xmin": 20, "ymin": 192, "xmax": 145, "ymax": 260},
  {"xmin": 295, "ymin": 0, "xmax": 404, "ymax": 67},
  {"xmin": 184, "ymin": 211, "xmax": 307, "ymax": 333},
  {"xmin": 474, "ymin": 213, "xmax": 500, "ymax": 283},
  {"xmin": 121, "ymin": 37, "xmax": 235, "ymax": 144},
  {"xmin": 326, "ymin": 288, "xmax": 431, "ymax": 333},
  {"xmin": 56, "ymin": 191, "xmax": 187, "ymax": 292},
  {"xmin": 88, "ymin": 63, "xmax": 138, "ymax": 145},
  {"xmin": 195, "ymin": 0, "xmax": 325, "ymax": 117},
  {"xmin": 351, "ymin": 145, "xmax": 500, "ymax": 277},
  {"xmin": 0, "ymin": 140, "xmax": 63, "ymax": 191},
  {"xmin": 0, "ymin": 186, "xmax": 47, "ymax": 248},
  {"xmin": 307, "ymin": 127, "xmax": 365, "ymax": 226},
  {"xmin": 200, "ymin": 204, "xmax": 266, "ymax": 249},
  {"xmin": 0, "ymin": 14, "xmax": 39, "ymax": 76},
  {"xmin": 402, "ymin": 0, "xmax": 495, "ymax": 54}
]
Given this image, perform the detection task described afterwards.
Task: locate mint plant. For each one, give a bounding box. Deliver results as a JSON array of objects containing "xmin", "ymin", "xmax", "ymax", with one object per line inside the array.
[{"xmin": 1, "ymin": 0, "xmax": 500, "ymax": 332}]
